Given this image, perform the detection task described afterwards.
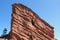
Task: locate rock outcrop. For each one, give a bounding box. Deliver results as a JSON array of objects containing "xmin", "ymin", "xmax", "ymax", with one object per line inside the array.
[
  {"xmin": 10, "ymin": 3, "xmax": 54, "ymax": 40},
  {"xmin": 0, "ymin": 3, "xmax": 54, "ymax": 40}
]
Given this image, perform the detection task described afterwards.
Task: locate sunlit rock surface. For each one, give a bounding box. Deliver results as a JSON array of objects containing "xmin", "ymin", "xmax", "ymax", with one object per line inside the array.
[{"xmin": 0, "ymin": 3, "xmax": 54, "ymax": 40}]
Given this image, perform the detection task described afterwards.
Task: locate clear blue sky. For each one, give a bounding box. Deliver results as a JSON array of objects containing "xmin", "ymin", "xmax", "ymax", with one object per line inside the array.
[{"xmin": 0, "ymin": 0, "xmax": 60, "ymax": 40}]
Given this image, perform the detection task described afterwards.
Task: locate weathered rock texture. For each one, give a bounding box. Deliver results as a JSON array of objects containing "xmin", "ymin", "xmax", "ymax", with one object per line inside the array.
[
  {"xmin": 0, "ymin": 3, "xmax": 54, "ymax": 40},
  {"xmin": 9, "ymin": 3, "xmax": 54, "ymax": 40}
]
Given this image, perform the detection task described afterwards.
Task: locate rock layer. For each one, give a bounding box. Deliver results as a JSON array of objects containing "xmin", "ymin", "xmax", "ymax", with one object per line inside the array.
[
  {"xmin": 0, "ymin": 3, "xmax": 54, "ymax": 40},
  {"xmin": 9, "ymin": 3, "xmax": 54, "ymax": 40}
]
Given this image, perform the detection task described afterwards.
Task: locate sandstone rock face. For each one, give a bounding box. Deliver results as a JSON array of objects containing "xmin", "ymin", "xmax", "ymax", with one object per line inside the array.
[
  {"xmin": 9, "ymin": 3, "xmax": 54, "ymax": 40},
  {"xmin": 0, "ymin": 3, "xmax": 54, "ymax": 40}
]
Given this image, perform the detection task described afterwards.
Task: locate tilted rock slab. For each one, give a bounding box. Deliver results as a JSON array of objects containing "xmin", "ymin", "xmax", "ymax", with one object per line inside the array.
[{"xmin": 9, "ymin": 3, "xmax": 54, "ymax": 40}]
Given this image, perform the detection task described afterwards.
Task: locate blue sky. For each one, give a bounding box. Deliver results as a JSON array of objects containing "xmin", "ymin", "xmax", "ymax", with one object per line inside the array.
[{"xmin": 0, "ymin": 0, "xmax": 60, "ymax": 40}]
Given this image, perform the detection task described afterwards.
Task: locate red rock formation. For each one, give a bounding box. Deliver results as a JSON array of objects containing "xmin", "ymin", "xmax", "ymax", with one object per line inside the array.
[
  {"xmin": 9, "ymin": 3, "xmax": 54, "ymax": 40},
  {"xmin": 0, "ymin": 3, "xmax": 54, "ymax": 40}
]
